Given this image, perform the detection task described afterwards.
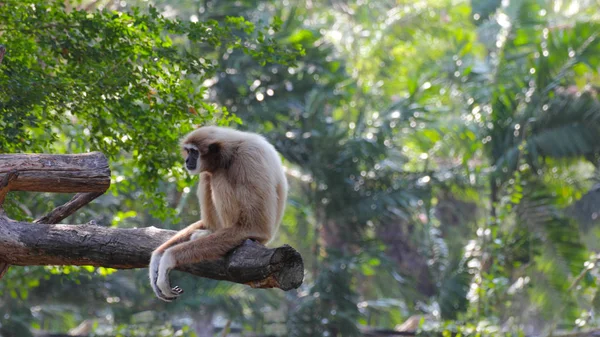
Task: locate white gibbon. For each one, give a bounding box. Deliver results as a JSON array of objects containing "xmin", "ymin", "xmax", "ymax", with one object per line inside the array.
[{"xmin": 149, "ymin": 126, "xmax": 288, "ymax": 301}]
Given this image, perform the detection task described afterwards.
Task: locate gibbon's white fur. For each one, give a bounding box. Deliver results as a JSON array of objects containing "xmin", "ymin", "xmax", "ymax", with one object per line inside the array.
[{"xmin": 149, "ymin": 126, "xmax": 288, "ymax": 301}]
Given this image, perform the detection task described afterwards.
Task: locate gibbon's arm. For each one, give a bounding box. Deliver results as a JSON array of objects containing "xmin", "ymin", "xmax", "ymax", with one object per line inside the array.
[
  {"xmin": 197, "ymin": 173, "xmax": 220, "ymax": 230},
  {"xmin": 149, "ymin": 174, "xmax": 217, "ymax": 301},
  {"xmin": 150, "ymin": 173, "xmax": 223, "ymax": 301}
]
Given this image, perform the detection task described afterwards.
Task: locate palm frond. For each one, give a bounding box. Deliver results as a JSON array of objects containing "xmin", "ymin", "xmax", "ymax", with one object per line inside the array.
[{"xmin": 494, "ymin": 92, "xmax": 600, "ymax": 175}]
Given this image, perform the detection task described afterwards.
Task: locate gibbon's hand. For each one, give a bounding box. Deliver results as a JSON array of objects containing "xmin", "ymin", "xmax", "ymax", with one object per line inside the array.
[
  {"xmin": 149, "ymin": 251, "xmax": 182, "ymax": 302},
  {"xmin": 148, "ymin": 220, "xmax": 206, "ymax": 301},
  {"xmin": 156, "ymin": 250, "xmax": 184, "ymax": 299}
]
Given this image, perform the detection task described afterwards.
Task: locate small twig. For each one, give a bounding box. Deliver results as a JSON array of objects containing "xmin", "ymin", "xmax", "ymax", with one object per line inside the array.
[
  {"xmin": 568, "ymin": 265, "xmax": 593, "ymax": 292},
  {"xmin": 548, "ymin": 257, "xmax": 598, "ymax": 336},
  {"xmin": 0, "ymin": 263, "xmax": 9, "ymax": 280},
  {"xmin": 0, "ymin": 169, "xmax": 19, "ymax": 206},
  {"xmin": 553, "ymin": 328, "xmax": 600, "ymax": 337},
  {"xmin": 34, "ymin": 192, "xmax": 104, "ymax": 224},
  {"xmin": 220, "ymin": 320, "xmax": 232, "ymax": 337},
  {"xmin": 82, "ymin": 0, "xmax": 100, "ymax": 11},
  {"xmin": 0, "ymin": 45, "xmax": 6, "ymax": 64}
]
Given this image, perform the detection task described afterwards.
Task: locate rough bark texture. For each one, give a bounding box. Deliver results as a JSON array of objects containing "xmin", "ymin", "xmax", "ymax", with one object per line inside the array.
[
  {"xmin": 0, "ymin": 217, "xmax": 304, "ymax": 291},
  {"xmin": 0, "ymin": 152, "xmax": 110, "ymax": 193}
]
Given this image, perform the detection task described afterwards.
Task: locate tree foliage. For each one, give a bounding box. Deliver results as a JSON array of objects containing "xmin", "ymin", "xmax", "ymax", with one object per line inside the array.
[
  {"xmin": 2, "ymin": 0, "xmax": 600, "ymax": 336},
  {"xmin": 0, "ymin": 0, "xmax": 300, "ymax": 219}
]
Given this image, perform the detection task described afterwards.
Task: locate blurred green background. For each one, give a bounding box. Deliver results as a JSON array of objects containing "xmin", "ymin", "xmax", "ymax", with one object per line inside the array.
[{"xmin": 1, "ymin": 0, "xmax": 600, "ymax": 336}]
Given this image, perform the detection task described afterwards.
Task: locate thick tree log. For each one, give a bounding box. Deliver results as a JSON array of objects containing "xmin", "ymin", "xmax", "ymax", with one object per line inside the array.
[
  {"xmin": 0, "ymin": 152, "xmax": 110, "ymax": 193},
  {"xmin": 0, "ymin": 192, "xmax": 106, "ymax": 279},
  {"xmin": 0, "ymin": 217, "xmax": 304, "ymax": 291}
]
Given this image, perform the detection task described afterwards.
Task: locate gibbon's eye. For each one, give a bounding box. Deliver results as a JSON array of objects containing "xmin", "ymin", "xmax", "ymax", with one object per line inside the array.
[
  {"xmin": 208, "ymin": 143, "xmax": 219, "ymax": 153},
  {"xmin": 184, "ymin": 147, "xmax": 198, "ymax": 157}
]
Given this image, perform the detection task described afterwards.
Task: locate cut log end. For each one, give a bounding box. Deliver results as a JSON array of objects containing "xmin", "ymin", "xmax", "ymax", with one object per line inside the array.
[
  {"xmin": 271, "ymin": 245, "xmax": 304, "ymax": 290},
  {"xmin": 225, "ymin": 240, "xmax": 304, "ymax": 291}
]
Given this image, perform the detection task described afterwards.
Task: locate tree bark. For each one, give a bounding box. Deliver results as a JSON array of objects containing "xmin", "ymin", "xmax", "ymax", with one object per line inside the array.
[
  {"xmin": 0, "ymin": 217, "xmax": 304, "ymax": 291},
  {"xmin": 0, "ymin": 152, "xmax": 110, "ymax": 193}
]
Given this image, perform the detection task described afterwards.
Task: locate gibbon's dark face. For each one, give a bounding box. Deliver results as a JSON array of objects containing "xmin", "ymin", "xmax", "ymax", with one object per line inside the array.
[
  {"xmin": 184, "ymin": 146, "xmax": 199, "ymax": 171},
  {"xmin": 182, "ymin": 141, "xmax": 222, "ymax": 174},
  {"xmin": 181, "ymin": 126, "xmax": 229, "ymax": 174}
]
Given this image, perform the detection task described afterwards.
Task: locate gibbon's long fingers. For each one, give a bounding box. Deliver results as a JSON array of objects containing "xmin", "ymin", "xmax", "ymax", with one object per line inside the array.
[{"xmin": 156, "ymin": 228, "xmax": 256, "ymax": 296}]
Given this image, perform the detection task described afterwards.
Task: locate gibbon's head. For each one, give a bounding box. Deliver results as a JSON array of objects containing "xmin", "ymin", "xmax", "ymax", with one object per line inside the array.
[{"xmin": 180, "ymin": 126, "xmax": 235, "ymax": 174}]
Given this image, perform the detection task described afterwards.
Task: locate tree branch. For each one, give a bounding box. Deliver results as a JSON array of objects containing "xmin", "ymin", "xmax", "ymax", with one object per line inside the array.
[
  {"xmin": 0, "ymin": 152, "xmax": 110, "ymax": 193},
  {"xmin": 0, "ymin": 153, "xmax": 111, "ymax": 279},
  {"xmin": 0, "ymin": 217, "xmax": 304, "ymax": 291},
  {"xmin": 0, "ymin": 45, "xmax": 5, "ymax": 64}
]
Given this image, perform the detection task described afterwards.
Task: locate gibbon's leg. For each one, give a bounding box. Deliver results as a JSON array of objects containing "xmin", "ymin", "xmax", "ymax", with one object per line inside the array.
[
  {"xmin": 149, "ymin": 220, "xmax": 206, "ymax": 301},
  {"xmin": 156, "ymin": 228, "xmax": 262, "ymax": 298}
]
